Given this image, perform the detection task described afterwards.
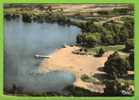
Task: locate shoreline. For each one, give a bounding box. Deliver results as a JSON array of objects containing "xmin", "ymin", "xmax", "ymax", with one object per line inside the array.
[{"xmin": 39, "ymin": 45, "xmax": 124, "ymax": 93}]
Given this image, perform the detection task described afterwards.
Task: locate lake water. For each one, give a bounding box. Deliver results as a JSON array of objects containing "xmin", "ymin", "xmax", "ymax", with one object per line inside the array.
[{"xmin": 4, "ymin": 18, "xmax": 81, "ymax": 94}]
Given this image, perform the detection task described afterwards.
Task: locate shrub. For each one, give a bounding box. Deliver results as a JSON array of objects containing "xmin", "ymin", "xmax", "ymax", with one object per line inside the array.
[
  {"xmin": 104, "ymin": 51, "xmax": 129, "ymax": 78},
  {"xmin": 96, "ymin": 48, "xmax": 105, "ymax": 57},
  {"xmin": 81, "ymin": 74, "xmax": 90, "ymax": 81}
]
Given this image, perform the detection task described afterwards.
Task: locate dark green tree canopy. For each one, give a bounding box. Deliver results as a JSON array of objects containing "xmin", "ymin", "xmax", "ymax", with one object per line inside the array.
[{"xmin": 104, "ymin": 51, "xmax": 129, "ymax": 78}]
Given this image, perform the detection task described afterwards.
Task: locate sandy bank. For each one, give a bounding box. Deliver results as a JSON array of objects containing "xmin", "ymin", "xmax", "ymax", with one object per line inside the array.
[{"xmin": 39, "ymin": 46, "xmax": 128, "ymax": 93}]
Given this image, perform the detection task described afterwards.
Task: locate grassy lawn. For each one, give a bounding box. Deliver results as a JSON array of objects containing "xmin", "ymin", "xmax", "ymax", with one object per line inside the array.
[{"xmin": 86, "ymin": 44, "xmax": 125, "ymax": 55}]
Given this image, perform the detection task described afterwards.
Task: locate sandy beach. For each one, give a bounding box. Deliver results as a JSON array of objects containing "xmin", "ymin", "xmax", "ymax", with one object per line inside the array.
[{"xmin": 39, "ymin": 46, "xmax": 129, "ymax": 93}]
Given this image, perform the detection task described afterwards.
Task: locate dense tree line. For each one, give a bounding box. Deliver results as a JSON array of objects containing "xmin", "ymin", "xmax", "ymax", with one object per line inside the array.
[{"xmin": 76, "ymin": 16, "xmax": 134, "ymax": 47}]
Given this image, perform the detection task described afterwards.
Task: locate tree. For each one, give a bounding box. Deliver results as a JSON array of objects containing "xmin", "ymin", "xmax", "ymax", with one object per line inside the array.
[
  {"xmin": 104, "ymin": 80, "xmax": 134, "ymax": 96},
  {"xmin": 118, "ymin": 32, "xmax": 129, "ymax": 43},
  {"xmin": 102, "ymin": 34, "xmax": 114, "ymax": 45},
  {"xmin": 76, "ymin": 34, "xmax": 86, "ymax": 45},
  {"xmin": 96, "ymin": 48, "xmax": 105, "ymax": 57},
  {"xmin": 76, "ymin": 32, "xmax": 101, "ymax": 47},
  {"xmin": 121, "ymin": 17, "xmax": 134, "ymax": 38},
  {"xmin": 85, "ymin": 33, "xmax": 100, "ymax": 47},
  {"xmin": 22, "ymin": 14, "xmax": 32, "ymax": 23},
  {"xmin": 104, "ymin": 51, "xmax": 129, "ymax": 78}
]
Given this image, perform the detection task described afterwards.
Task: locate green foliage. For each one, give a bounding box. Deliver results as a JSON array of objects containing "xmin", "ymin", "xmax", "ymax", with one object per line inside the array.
[
  {"xmin": 101, "ymin": 33, "xmax": 114, "ymax": 45},
  {"xmin": 81, "ymin": 74, "xmax": 101, "ymax": 84},
  {"xmin": 87, "ymin": 45, "xmax": 125, "ymax": 55},
  {"xmin": 103, "ymin": 21, "xmax": 131, "ymax": 44},
  {"xmin": 96, "ymin": 48, "xmax": 105, "ymax": 57},
  {"xmin": 112, "ymin": 8, "xmax": 129, "ymax": 15},
  {"xmin": 104, "ymin": 51, "xmax": 129, "ymax": 78},
  {"xmin": 77, "ymin": 16, "xmax": 134, "ymax": 47},
  {"xmin": 79, "ymin": 20, "xmax": 104, "ymax": 33},
  {"xmin": 125, "ymin": 39, "xmax": 134, "ymax": 51},
  {"xmin": 97, "ymin": 10, "xmax": 110, "ymax": 15},
  {"xmin": 22, "ymin": 13, "xmax": 32, "ymax": 23},
  {"xmin": 121, "ymin": 17, "xmax": 134, "ymax": 38},
  {"xmin": 129, "ymin": 51, "xmax": 134, "ymax": 70},
  {"xmin": 118, "ymin": 32, "xmax": 129, "ymax": 42},
  {"xmin": 81, "ymin": 74, "xmax": 90, "ymax": 81},
  {"xmin": 104, "ymin": 79, "xmax": 134, "ymax": 96},
  {"xmin": 77, "ymin": 32, "xmax": 101, "ymax": 47}
]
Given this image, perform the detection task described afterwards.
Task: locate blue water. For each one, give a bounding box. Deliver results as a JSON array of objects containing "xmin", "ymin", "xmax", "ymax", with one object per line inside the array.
[{"xmin": 4, "ymin": 19, "xmax": 81, "ymax": 94}]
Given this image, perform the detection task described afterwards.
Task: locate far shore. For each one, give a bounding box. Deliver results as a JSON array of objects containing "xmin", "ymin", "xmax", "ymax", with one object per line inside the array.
[{"xmin": 39, "ymin": 45, "xmax": 130, "ymax": 93}]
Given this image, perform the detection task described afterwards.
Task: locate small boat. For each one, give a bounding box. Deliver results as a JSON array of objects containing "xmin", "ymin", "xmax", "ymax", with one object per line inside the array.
[{"xmin": 34, "ymin": 54, "xmax": 51, "ymax": 59}]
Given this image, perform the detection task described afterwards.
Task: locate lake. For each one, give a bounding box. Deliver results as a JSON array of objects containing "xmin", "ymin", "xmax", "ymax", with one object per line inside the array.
[{"xmin": 4, "ymin": 18, "xmax": 81, "ymax": 94}]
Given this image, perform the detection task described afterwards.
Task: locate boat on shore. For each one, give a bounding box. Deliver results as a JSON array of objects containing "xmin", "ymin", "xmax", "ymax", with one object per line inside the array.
[{"xmin": 34, "ymin": 54, "xmax": 51, "ymax": 59}]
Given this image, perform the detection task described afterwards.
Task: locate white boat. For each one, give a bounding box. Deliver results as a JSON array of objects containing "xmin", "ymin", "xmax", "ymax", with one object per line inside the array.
[{"xmin": 34, "ymin": 54, "xmax": 51, "ymax": 59}]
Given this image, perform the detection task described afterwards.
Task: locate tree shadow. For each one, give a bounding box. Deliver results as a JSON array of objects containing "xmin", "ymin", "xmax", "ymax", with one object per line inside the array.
[
  {"xmin": 97, "ymin": 67, "xmax": 105, "ymax": 72},
  {"xmin": 93, "ymin": 66, "xmax": 115, "ymax": 80},
  {"xmin": 93, "ymin": 73, "xmax": 111, "ymax": 80}
]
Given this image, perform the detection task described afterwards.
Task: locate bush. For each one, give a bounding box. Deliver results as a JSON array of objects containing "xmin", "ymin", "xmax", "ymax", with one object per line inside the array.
[
  {"xmin": 96, "ymin": 48, "xmax": 105, "ymax": 57},
  {"xmin": 81, "ymin": 74, "xmax": 90, "ymax": 81},
  {"xmin": 104, "ymin": 51, "xmax": 129, "ymax": 78}
]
